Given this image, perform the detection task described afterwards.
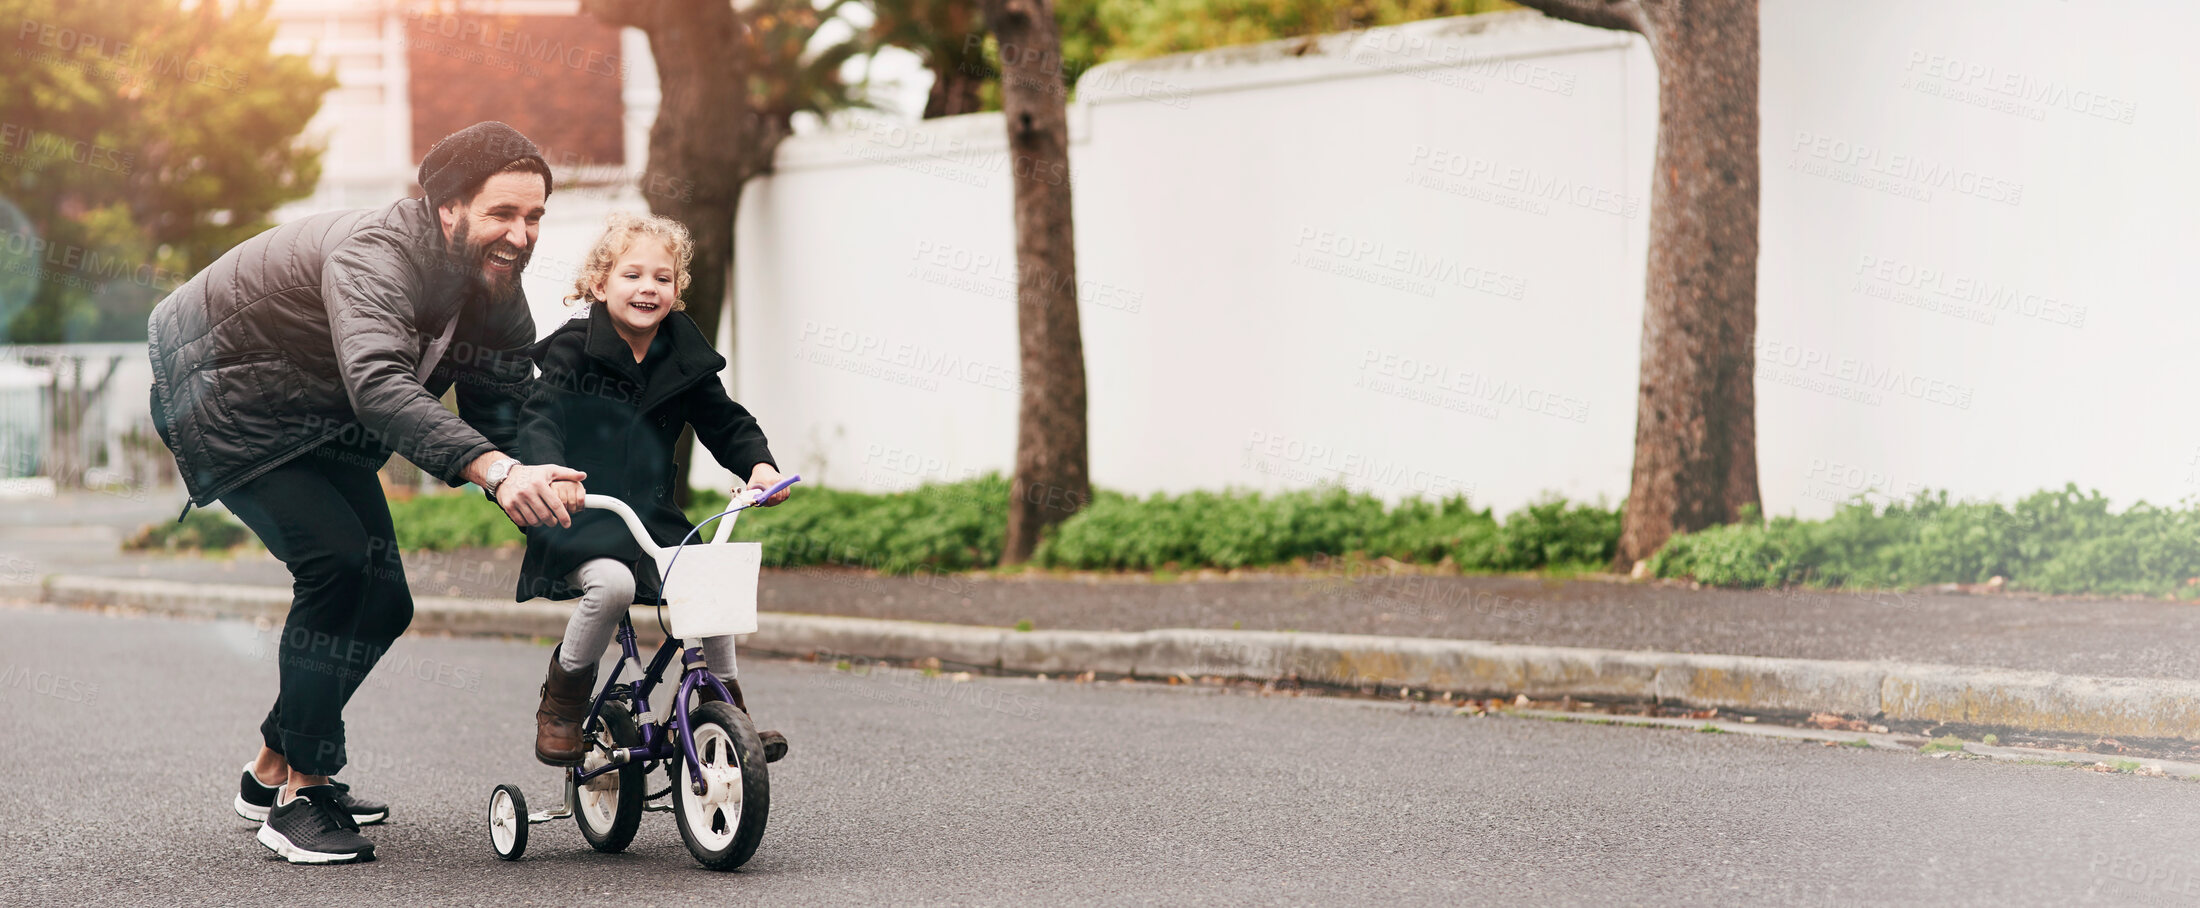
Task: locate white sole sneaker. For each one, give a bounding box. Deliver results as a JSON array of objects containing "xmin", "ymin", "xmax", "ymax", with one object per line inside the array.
[
  {"xmin": 257, "ymin": 822, "xmax": 372, "ymax": 865},
  {"xmin": 235, "ymin": 763, "xmax": 386, "ymax": 825},
  {"xmin": 235, "ymin": 793, "xmax": 271, "ymax": 823}
]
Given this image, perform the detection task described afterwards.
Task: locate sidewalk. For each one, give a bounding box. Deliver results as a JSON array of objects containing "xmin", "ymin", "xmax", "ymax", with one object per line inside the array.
[
  {"xmin": 12, "ymin": 489, "xmax": 2200, "ymax": 739},
  {"xmin": 24, "ymin": 532, "xmax": 2200, "ymax": 681}
]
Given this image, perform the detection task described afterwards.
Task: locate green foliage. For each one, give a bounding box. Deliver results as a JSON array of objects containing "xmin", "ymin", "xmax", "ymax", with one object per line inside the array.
[
  {"xmin": 1648, "ymin": 485, "xmax": 2200, "ymax": 597},
  {"xmin": 1057, "ymin": 0, "xmax": 1517, "ymax": 64},
  {"xmin": 696, "ymin": 475, "xmax": 1012, "ymax": 574},
  {"xmin": 126, "ymin": 506, "xmax": 250, "ymax": 552},
  {"xmin": 867, "ymin": 0, "xmax": 1516, "ymax": 116},
  {"xmin": 1, "ymin": 0, "xmax": 334, "ymax": 341},
  {"xmin": 1033, "ymin": 485, "xmax": 1615, "ymax": 573},
  {"xmin": 1918, "ymin": 735, "xmax": 1967, "ymax": 754},
  {"xmin": 391, "ymin": 493, "xmax": 525, "ymax": 551},
  {"xmin": 135, "ymin": 478, "xmax": 1624, "ymax": 577},
  {"xmin": 1452, "ymin": 497, "xmax": 1620, "ymax": 572}
]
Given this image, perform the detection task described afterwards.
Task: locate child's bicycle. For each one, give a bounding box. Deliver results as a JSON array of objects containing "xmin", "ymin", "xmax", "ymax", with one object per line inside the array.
[{"xmin": 486, "ymin": 475, "xmax": 800, "ymax": 870}]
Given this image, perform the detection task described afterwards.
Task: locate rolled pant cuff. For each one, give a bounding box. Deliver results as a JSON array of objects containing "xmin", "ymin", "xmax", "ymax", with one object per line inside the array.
[{"xmin": 280, "ymin": 727, "xmax": 347, "ymax": 776}]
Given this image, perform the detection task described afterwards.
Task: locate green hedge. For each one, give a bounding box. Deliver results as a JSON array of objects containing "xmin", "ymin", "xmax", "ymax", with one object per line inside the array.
[
  {"xmin": 125, "ymin": 507, "xmax": 253, "ymax": 552},
  {"xmin": 138, "ymin": 477, "xmax": 1621, "ymax": 576},
  {"xmin": 1031, "ymin": 486, "xmax": 1617, "ymax": 572},
  {"xmin": 132, "ymin": 479, "xmax": 2200, "ymax": 596},
  {"xmin": 1647, "ymin": 484, "xmax": 2200, "ymax": 597}
]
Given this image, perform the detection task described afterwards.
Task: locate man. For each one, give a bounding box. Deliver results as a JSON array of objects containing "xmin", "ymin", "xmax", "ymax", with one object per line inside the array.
[{"xmin": 148, "ymin": 122, "xmax": 583, "ymax": 865}]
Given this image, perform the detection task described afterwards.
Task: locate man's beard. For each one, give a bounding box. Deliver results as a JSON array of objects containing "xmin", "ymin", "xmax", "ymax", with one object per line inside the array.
[{"xmin": 445, "ymin": 219, "xmax": 530, "ymax": 299}]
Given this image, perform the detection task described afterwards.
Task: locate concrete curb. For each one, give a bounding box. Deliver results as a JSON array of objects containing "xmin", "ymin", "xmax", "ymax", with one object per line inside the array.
[
  {"xmin": 27, "ymin": 573, "xmax": 2200, "ymax": 741},
  {"xmin": 1511, "ymin": 709, "xmax": 2200, "ymax": 780}
]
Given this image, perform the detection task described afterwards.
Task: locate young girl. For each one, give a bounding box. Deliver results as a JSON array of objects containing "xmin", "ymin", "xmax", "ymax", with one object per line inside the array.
[{"xmin": 514, "ymin": 212, "xmax": 791, "ymax": 768}]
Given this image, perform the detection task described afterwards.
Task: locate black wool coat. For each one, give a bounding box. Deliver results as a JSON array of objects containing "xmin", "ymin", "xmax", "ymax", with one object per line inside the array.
[{"xmin": 513, "ymin": 304, "xmax": 775, "ymax": 602}]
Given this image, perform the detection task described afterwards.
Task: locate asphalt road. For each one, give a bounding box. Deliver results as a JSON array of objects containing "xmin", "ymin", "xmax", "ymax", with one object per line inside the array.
[{"xmin": 4, "ymin": 604, "xmax": 2200, "ymax": 907}]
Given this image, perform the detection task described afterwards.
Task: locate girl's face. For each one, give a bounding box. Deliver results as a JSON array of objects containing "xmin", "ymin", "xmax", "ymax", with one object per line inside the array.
[{"xmin": 594, "ymin": 239, "xmax": 679, "ymax": 338}]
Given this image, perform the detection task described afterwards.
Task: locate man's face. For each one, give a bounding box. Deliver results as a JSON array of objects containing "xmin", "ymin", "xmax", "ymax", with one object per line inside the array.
[{"xmin": 438, "ymin": 170, "xmax": 546, "ymax": 297}]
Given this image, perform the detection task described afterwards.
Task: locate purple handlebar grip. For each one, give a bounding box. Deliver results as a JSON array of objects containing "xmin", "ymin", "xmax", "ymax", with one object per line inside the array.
[{"xmin": 750, "ymin": 473, "xmax": 802, "ymax": 505}]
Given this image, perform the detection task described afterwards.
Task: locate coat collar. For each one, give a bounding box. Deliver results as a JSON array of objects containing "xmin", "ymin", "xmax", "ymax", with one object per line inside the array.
[{"xmin": 580, "ymin": 302, "xmax": 727, "ymax": 412}]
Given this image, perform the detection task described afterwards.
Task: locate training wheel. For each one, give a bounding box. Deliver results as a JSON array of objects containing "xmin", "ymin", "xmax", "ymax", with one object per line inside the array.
[{"xmin": 489, "ymin": 784, "xmax": 529, "ymax": 860}]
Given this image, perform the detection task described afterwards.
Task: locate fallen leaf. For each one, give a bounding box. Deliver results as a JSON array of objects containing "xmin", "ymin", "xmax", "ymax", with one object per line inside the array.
[{"xmin": 1805, "ymin": 712, "xmax": 1868, "ymax": 732}]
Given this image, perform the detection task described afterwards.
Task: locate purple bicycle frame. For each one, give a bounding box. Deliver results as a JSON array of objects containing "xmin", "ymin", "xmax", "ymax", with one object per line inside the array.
[{"xmin": 570, "ymin": 474, "xmax": 799, "ymax": 792}]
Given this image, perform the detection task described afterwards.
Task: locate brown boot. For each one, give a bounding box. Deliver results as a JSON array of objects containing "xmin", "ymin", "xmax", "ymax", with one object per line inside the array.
[
  {"xmin": 698, "ymin": 678, "xmax": 789, "ymax": 763},
  {"xmin": 534, "ymin": 646, "xmax": 596, "ymax": 767}
]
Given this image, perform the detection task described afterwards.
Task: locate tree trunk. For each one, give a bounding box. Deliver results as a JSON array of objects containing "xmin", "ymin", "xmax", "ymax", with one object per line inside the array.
[
  {"xmin": 924, "ymin": 62, "xmax": 989, "ymax": 118},
  {"xmin": 1509, "ymin": 0, "xmax": 1761, "ymax": 569},
  {"xmin": 982, "ymin": 0, "xmax": 1090, "ymax": 564}
]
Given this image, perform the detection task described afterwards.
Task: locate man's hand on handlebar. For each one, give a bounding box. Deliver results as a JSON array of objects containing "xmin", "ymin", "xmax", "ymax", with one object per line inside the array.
[{"xmin": 498, "ymin": 463, "xmax": 588, "ymax": 527}]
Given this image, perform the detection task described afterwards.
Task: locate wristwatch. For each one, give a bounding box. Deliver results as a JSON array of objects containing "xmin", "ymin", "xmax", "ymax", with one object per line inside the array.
[{"xmin": 483, "ymin": 457, "xmax": 518, "ymax": 497}]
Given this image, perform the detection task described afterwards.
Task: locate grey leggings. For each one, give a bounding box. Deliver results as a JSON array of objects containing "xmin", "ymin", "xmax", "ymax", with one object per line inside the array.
[{"xmin": 557, "ymin": 558, "xmax": 739, "ymax": 678}]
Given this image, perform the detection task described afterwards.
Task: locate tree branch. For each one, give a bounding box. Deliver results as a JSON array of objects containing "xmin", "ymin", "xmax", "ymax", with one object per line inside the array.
[{"xmin": 1509, "ymin": 0, "xmax": 1645, "ymax": 34}]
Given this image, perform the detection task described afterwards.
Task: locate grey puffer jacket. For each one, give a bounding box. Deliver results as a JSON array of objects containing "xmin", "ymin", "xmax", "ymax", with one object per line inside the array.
[{"xmin": 148, "ymin": 197, "xmax": 537, "ymax": 509}]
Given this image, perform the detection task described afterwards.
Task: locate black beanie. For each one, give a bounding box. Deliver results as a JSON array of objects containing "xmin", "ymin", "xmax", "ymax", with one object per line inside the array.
[{"xmin": 417, "ymin": 121, "xmax": 552, "ymax": 209}]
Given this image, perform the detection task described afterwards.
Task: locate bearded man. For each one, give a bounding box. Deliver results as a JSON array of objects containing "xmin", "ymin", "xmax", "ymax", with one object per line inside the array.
[{"xmin": 148, "ymin": 121, "xmax": 582, "ymax": 865}]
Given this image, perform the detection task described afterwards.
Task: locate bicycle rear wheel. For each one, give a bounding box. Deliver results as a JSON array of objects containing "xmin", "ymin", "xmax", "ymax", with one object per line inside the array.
[{"xmin": 569, "ymin": 700, "xmax": 645, "ymax": 853}]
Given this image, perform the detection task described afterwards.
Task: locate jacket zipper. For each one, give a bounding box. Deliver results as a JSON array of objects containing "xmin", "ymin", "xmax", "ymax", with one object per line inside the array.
[{"xmin": 192, "ymin": 350, "xmax": 283, "ymax": 373}]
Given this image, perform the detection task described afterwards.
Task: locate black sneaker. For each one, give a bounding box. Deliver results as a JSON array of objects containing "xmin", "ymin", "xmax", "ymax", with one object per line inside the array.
[
  {"xmin": 327, "ymin": 781, "xmax": 388, "ymax": 825},
  {"xmin": 235, "ymin": 766, "xmax": 388, "ymax": 825},
  {"xmin": 256, "ymin": 785, "xmax": 375, "ymax": 865}
]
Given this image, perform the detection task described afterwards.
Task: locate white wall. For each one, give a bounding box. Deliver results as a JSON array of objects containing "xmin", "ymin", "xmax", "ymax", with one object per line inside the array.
[
  {"xmin": 729, "ymin": 13, "xmax": 1652, "ymax": 510},
  {"xmin": 727, "ymin": 3, "xmax": 2200, "ymax": 518},
  {"xmin": 1755, "ymin": 0, "xmax": 2200, "ymax": 516}
]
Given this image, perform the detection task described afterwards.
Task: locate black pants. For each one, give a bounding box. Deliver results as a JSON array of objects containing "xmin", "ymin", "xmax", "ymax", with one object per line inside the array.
[{"xmin": 218, "ymin": 440, "xmax": 413, "ymax": 776}]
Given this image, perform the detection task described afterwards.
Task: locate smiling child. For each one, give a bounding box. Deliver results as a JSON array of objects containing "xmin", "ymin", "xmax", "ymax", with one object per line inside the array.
[{"xmin": 512, "ymin": 212, "xmax": 792, "ymax": 768}]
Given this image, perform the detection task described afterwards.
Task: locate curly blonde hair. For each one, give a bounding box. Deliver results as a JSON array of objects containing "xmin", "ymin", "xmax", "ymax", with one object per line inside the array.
[{"xmin": 565, "ymin": 211, "xmax": 695, "ymax": 310}]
